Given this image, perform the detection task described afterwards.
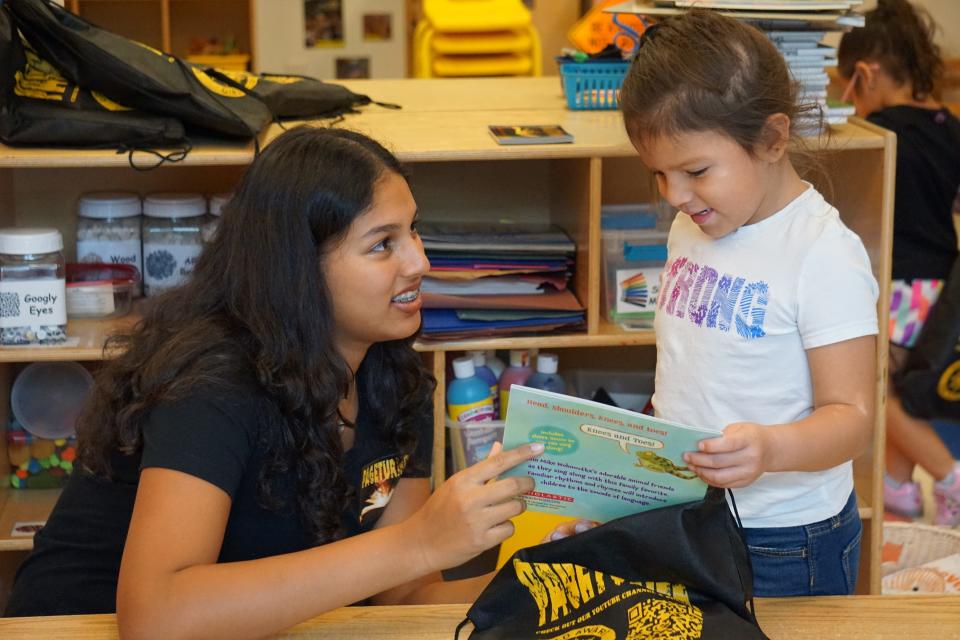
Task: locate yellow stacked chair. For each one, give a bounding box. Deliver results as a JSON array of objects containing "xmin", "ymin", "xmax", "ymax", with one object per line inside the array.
[{"xmin": 413, "ymin": 0, "xmax": 542, "ymax": 78}]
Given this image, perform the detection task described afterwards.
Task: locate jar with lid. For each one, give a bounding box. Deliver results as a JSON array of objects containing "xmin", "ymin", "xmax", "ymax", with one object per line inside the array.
[
  {"xmin": 201, "ymin": 192, "xmax": 231, "ymax": 243},
  {"xmin": 142, "ymin": 193, "xmax": 206, "ymax": 296},
  {"xmin": 0, "ymin": 228, "xmax": 67, "ymax": 345},
  {"xmin": 77, "ymin": 192, "xmax": 142, "ymax": 295}
]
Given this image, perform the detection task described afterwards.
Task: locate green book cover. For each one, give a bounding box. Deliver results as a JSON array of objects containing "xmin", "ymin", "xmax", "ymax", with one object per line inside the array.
[{"xmin": 500, "ymin": 385, "xmax": 721, "ymax": 523}]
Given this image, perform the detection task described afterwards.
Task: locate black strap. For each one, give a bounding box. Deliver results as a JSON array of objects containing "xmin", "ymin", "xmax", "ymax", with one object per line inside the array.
[
  {"xmin": 118, "ymin": 140, "xmax": 192, "ymax": 171},
  {"xmin": 726, "ymin": 488, "xmax": 758, "ymax": 618},
  {"xmin": 454, "ymin": 617, "xmax": 471, "ymax": 639}
]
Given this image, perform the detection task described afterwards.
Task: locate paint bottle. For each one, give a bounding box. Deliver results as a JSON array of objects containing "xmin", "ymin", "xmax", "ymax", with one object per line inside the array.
[
  {"xmin": 526, "ymin": 353, "xmax": 567, "ymax": 394},
  {"xmin": 447, "ymin": 356, "xmax": 496, "ymax": 423},
  {"xmin": 499, "ymin": 349, "xmax": 534, "ymax": 419},
  {"xmin": 469, "ymin": 351, "xmax": 500, "ymax": 418},
  {"xmin": 484, "ymin": 350, "xmax": 506, "ymax": 380}
]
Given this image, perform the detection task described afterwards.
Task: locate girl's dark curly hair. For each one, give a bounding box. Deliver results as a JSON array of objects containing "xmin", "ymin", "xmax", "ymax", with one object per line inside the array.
[
  {"xmin": 76, "ymin": 126, "xmax": 435, "ymax": 544},
  {"xmin": 838, "ymin": 0, "xmax": 944, "ymax": 101}
]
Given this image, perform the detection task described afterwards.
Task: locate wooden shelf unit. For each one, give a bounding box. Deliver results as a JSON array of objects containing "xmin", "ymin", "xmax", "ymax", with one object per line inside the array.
[
  {"xmin": 64, "ymin": 0, "xmax": 255, "ymax": 69},
  {"xmin": 0, "ymin": 77, "xmax": 894, "ymax": 594}
]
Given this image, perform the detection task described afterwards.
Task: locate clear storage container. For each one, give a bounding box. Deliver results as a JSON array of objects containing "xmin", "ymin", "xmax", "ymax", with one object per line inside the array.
[
  {"xmin": 0, "ymin": 228, "xmax": 67, "ymax": 345},
  {"xmin": 446, "ymin": 418, "xmax": 505, "ymax": 475},
  {"xmin": 601, "ymin": 207, "xmax": 668, "ymax": 330},
  {"xmin": 202, "ymin": 192, "xmax": 231, "ymax": 243},
  {"xmin": 570, "ymin": 369, "xmax": 655, "ymax": 414},
  {"xmin": 7, "ymin": 418, "xmax": 77, "ymax": 489},
  {"xmin": 65, "ymin": 263, "xmax": 139, "ymax": 318},
  {"xmin": 76, "ymin": 192, "xmax": 142, "ymax": 285},
  {"xmin": 142, "ymin": 193, "xmax": 206, "ymax": 296}
]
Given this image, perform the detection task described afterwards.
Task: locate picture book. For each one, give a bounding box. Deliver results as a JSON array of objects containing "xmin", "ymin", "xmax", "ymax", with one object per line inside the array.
[
  {"xmin": 488, "ymin": 125, "xmax": 574, "ymax": 146},
  {"xmin": 500, "ymin": 385, "xmax": 721, "ymax": 524}
]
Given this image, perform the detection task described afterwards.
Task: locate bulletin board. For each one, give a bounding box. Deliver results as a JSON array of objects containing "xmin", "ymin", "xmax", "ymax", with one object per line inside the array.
[{"xmin": 254, "ymin": 0, "xmax": 406, "ymax": 79}]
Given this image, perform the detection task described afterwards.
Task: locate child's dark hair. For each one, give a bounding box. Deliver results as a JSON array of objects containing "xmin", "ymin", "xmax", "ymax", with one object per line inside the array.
[
  {"xmin": 837, "ymin": 0, "xmax": 942, "ymax": 101},
  {"xmin": 621, "ymin": 10, "xmax": 815, "ymax": 153}
]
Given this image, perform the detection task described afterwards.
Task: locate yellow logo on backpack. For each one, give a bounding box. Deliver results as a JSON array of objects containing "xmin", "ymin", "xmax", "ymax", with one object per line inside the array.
[
  {"xmin": 190, "ymin": 67, "xmax": 258, "ymax": 98},
  {"xmin": 513, "ymin": 559, "xmax": 704, "ymax": 639}
]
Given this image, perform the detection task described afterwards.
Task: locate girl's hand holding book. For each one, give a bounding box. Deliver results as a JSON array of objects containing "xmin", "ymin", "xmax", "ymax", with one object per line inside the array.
[{"xmin": 402, "ymin": 442, "xmax": 544, "ymax": 573}]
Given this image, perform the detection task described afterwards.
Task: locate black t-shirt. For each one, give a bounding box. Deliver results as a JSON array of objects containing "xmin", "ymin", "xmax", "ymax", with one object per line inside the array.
[
  {"xmin": 4, "ymin": 375, "xmax": 432, "ymax": 617},
  {"xmin": 867, "ymin": 106, "xmax": 960, "ymax": 280}
]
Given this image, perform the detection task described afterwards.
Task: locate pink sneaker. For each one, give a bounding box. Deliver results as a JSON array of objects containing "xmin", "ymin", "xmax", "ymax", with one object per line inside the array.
[
  {"xmin": 934, "ymin": 468, "xmax": 960, "ymax": 527},
  {"xmin": 884, "ymin": 475, "xmax": 923, "ymax": 519}
]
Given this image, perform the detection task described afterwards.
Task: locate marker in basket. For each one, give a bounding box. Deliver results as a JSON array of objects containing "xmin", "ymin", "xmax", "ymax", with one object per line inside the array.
[{"xmin": 488, "ymin": 125, "xmax": 574, "ymax": 146}]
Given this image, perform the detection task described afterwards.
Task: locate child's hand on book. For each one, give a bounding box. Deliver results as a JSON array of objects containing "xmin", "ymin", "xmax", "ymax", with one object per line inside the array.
[
  {"xmin": 682, "ymin": 422, "xmax": 773, "ymax": 489},
  {"xmin": 541, "ymin": 519, "xmax": 600, "ymax": 544}
]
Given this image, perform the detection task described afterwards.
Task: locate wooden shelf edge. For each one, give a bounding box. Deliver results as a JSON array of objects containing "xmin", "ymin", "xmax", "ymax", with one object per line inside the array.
[
  {"xmin": 0, "ymin": 488, "xmax": 61, "ymax": 553},
  {"xmin": 415, "ymin": 329, "xmax": 655, "ymax": 352}
]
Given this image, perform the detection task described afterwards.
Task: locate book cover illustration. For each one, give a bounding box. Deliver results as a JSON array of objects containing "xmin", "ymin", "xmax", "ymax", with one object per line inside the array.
[
  {"xmin": 488, "ymin": 125, "xmax": 574, "ymax": 145},
  {"xmin": 500, "ymin": 385, "xmax": 721, "ymax": 524}
]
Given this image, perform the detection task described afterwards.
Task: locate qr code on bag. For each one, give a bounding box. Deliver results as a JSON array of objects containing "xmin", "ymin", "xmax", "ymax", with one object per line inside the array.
[{"xmin": 0, "ymin": 292, "xmax": 20, "ymax": 318}]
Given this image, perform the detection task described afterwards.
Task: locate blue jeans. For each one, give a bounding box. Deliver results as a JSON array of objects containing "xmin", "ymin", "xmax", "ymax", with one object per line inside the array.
[{"xmin": 742, "ymin": 492, "xmax": 861, "ymax": 597}]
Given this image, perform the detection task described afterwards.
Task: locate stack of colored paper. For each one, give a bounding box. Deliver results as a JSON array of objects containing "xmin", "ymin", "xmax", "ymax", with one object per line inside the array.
[{"xmin": 418, "ymin": 222, "xmax": 585, "ymax": 340}]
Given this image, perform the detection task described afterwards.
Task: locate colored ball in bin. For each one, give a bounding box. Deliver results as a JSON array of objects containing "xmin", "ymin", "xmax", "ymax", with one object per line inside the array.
[
  {"xmin": 8, "ymin": 443, "xmax": 30, "ymax": 467},
  {"xmin": 30, "ymin": 439, "xmax": 55, "ymax": 459}
]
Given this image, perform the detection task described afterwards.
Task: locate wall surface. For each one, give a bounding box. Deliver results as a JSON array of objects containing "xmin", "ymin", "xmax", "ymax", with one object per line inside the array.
[{"xmin": 254, "ymin": 0, "xmax": 407, "ymax": 78}]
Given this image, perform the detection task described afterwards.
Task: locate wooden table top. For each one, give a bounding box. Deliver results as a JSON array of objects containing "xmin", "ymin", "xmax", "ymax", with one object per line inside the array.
[{"xmin": 0, "ymin": 596, "xmax": 957, "ymax": 639}]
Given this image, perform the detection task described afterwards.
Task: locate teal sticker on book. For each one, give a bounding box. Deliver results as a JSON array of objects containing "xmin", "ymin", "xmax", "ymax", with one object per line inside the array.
[{"xmin": 500, "ymin": 385, "xmax": 722, "ymax": 523}]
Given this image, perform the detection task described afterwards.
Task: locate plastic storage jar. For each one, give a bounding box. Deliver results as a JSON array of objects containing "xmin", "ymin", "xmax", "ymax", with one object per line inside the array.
[
  {"xmin": 65, "ymin": 263, "xmax": 139, "ymax": 318},
  {"xmin": 76, "ymin": 192, "xmax": 143, "ymax": 281},
  {"xmin": 142, "ymin": 193, "xmax": 206, "ymax": 296},
  {"xmin": 202, "ymin": 192, "xmax": 231, "ymax": 243},
  {"xmin": 0, "ymin": 228, "xmax": 67, "ymax": 345},
  {"xmin": 601, "ymin": 208, "xmax": 668, "ymax": 330}
]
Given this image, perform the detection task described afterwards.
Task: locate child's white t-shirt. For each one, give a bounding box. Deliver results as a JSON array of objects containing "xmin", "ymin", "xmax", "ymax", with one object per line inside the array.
[{"xmin": 653, "ymin": 185, "xmax": 879, "ymax": 528}]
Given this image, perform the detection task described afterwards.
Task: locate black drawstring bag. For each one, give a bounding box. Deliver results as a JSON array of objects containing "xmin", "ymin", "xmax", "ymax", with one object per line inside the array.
[
  {"xmin": 201, "ymin": 68, "xmax": 378, "ymax": 121},
  {"xmin": 894, "ymin": 256, "xmax": 960, "ymax": 420},
  {"xmin": 0, "ymin": 5, "xmax": 185, "ymax": 149},
  {"xmin": 458, "ymin": 488, "xmax": 767, "ymax": 640},
  {"xmin": 6, "ymin": 0, "xmax": 375, "ymax": 139}
]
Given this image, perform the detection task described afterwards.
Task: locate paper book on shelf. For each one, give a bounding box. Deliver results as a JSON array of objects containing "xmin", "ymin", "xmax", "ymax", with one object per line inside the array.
[
  {"xmin": 496, "ymin": 385, "xmax": 720, "ymax": 563},
  {"xmin": 421, "ymin": 273, "xmax": 567, "ymax": 295},
  {"xmin": 421, "ymin": 288, "xmax": 584, "ymax": 311},
  {"xmin": 488, "ymin": 125, "xmax": 574, "ymax": 146},
  {"xmin": 419, "ymin": 222, "xmax": 575, "ymax": 253},
  {"xmin": 668, "ymin": 0, "xmax": 859, "ymax": 10}
]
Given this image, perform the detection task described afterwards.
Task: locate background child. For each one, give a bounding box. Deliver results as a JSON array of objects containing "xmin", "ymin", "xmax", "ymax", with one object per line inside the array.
[
  {"xmin": 620, "ymin": 10, "xmax": 879, "ymax": 596},
  {"xmin": 839, "ymin": 0, "xmax": 960, "ymax": 527}
]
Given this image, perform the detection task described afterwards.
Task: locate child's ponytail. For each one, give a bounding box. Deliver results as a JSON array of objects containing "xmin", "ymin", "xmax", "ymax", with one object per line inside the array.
[{"xmin": 838, "ymin": 0, "xmax": 943, "ymax": 101}]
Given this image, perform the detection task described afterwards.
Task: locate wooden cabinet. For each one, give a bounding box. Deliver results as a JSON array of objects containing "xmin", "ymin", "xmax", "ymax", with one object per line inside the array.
[
  {"xmin": 64, "ymin": 0, "xmax": 255, "ymax": 69},
  {"xmin": 0, "ymin": 77, "xmax": 893, "ymax": 593}
]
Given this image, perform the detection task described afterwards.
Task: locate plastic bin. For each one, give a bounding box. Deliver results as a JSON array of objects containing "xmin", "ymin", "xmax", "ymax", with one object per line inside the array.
[
  {"xmin": 446, "ymin": 418, "xmax": 504, "ymax": 475},
  {"xmin": 569, "ymin": 369, "xmax": 654, "ymax": 413},
  {"xmin": 602, "ymin": 210, "xmax": 668, "ymax": 329},
  {"xmin": 7, "ymin": 418, "xmax": 76, "ymax": 489},
  {"xmin": 559, "ymin": 60, "xmax": 630, "ymax": 110}
]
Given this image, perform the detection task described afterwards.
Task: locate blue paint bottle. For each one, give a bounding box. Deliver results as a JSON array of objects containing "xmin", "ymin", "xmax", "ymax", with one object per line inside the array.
[
  {"xmin": 525, "ymin": 353, "xmax": 567, "ymax": 394},
  {"xmin": 469, "ymin": 350, "xmax": 500, "ymax": 418}
]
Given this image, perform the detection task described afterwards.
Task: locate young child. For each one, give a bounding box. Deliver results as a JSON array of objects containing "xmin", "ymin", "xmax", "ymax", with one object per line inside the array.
[
  {"xmin": 839, "ymin": 0, "xmax": 960, "ymax": 527},
  {"xmin": 620, "ymin": 10, "xmax": 879, "ymax": 596}
]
